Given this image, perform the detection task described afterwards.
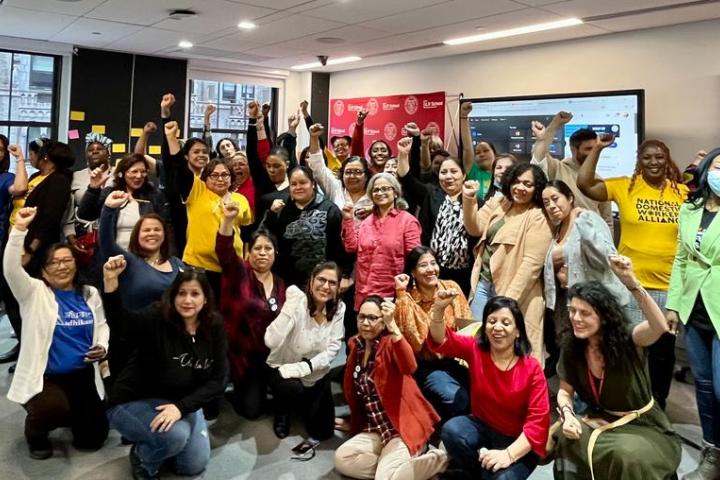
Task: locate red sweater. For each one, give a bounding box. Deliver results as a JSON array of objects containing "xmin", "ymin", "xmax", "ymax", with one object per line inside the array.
[
  {"xmin": 345, "ymin": 335, "xmax": 440, "ymax": 455},
  {"xmin": 428, "ymin": 329, "xmax": 550, "ymax": 457}
]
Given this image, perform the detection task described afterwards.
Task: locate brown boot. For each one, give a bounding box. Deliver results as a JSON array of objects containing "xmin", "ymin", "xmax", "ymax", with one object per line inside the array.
[{"xmin": 683, "ymin": 445, "xmax": 720, "ymax": 480}]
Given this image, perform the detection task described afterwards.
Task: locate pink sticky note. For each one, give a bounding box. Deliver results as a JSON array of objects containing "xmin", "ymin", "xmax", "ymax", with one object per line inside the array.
[{"xmin": 68, "ymin": 129, "xmax": 80, "ymax": 140}]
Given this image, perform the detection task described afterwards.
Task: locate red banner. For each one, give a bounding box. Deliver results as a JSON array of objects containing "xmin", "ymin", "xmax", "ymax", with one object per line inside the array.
[{"xmin": 328, "ymin": 91, "xmax": 446, "ymax": 156}]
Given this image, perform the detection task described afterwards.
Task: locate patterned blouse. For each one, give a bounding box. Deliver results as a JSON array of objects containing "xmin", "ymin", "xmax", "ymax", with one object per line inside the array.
[
  {"xmin": 353, "ymin": 336, "xmax": 399, "ymax": 445},
  {"xmin": 430, "ymin": 195, "xmax": 470, "ymax": 270}
]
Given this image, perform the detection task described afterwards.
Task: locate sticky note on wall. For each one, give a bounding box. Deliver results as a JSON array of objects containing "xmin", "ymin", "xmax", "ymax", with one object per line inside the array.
[
  {"xmin": 92, "ymin": 125, "xmax": 106, "ymax": 134},
  {"xmin": 130, "ymin": 128, "xmax": 143, "ymax": 137},
  {"xmin": 112, "ymin": 143, "xmax": 126, "ymax": 153},
  {"xmin": 70, "ymin": 111, "xmax": 85, "ymax": 121},
  {"xmin": 148, "ymin": 145, "xmax": 161, "ymax": 155},
  {"xmin": 68, "ymin": 129, "xmax": 80, "ymax": 140}
]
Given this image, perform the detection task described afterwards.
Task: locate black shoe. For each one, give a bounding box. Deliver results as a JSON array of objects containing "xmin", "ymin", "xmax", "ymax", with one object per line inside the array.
[
  {"xmin": 0, "ymin": 343, "xmax": 19, "ymax": 363},
  {"xmin": 28, "ymin": 438, "xmax": 52, "ymax": 460},
  {"xmin": 273, "ymin": 413, "xmax": 290, "ymax": 439},
  {"xmin": 129, "ymin": 445, "xmax": 158, "ymax": 480},
  {"xmin": 9, "ymin": 363, "xmax": 16, "ymax": 374}
]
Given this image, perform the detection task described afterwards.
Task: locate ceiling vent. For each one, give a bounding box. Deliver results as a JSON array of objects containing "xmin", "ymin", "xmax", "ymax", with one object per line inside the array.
[{"xmin": 168, "ymin": 9, "xmax": 197, "ymax": 20}]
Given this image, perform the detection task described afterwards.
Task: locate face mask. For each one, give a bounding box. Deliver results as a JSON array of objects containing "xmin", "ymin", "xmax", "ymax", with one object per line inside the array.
[{"xmin": 708, "ymin": 170, "xmax": 720, "ymax": 196}]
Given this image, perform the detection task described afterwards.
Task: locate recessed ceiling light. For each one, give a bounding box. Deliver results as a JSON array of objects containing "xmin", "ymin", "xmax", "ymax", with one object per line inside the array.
[
  {"xmin": 444, "ymin": 18, "xmax": 583, "ymax": 46},
  {"xmin": 238, "ymin": 21, "xmax": 257, "ymax": 30},
  {"xmin": 291, "ymin": 56, "xmax": 362, "ymax": 70},
  {"xmin": 178, "ymin": 40, "xmax": 194, "ymax": 49}
]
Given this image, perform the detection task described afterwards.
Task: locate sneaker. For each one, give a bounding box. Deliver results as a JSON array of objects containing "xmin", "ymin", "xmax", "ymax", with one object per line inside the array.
[
  {"xmin": 129, "ymin": 445, "xmax": 159, "ymax": 480},
  {"xmin": 28, "ymin": 438, "xmax": 52, "ymax": 460}
]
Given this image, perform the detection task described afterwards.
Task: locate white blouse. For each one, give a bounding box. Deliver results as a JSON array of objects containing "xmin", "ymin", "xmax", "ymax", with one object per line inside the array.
[{"xmin": 265, "ymin": 285, "xmax": 345, "ymax": 386}]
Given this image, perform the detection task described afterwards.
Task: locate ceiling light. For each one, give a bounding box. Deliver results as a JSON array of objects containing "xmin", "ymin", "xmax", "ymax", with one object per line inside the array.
[
  {"xmin": 291, "ymin": 56, "xmax": 362, "ymax": 70},
  {"xmin": 238, "ymin": 21, "xmax": 257, "ymax": 30},
  {"xmin": 444, "ymin": 18, "xmax": 583, "ymax": 46},
  {"xmin": 178, "ymin": 40, "xmax": 194, "ymax": 49}
]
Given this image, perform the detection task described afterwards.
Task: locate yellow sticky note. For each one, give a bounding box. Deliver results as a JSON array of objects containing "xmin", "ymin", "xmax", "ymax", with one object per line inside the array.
[
  {"xmin": 112, "ymin": 143, "xmax": 126, "ymax": 153},
  {"xmin": 148, "ymin": 145, "xmax": 161, "ymax": 155},
  {"xmin": 92, "ymin": 125, "xmax": 106, "ymax": 134},
  {"xmin": 70, "ymin": 111, "xmax": 85, "ymax": 121},
  {"xmin": 130, "ymin": 128, "xmax": 143, "ymax": 137}
]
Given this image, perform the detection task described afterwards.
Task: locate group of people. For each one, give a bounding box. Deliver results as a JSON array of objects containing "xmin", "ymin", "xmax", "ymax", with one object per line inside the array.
[{"xmin": 0, "ymin": 93, "xmax": 717, "ymax": 480}]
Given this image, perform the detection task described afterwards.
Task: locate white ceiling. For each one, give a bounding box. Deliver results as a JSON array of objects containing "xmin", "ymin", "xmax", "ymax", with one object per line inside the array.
[{"xmin": 1, "ymin": 0, "xmax": 719, "ymax": 73}]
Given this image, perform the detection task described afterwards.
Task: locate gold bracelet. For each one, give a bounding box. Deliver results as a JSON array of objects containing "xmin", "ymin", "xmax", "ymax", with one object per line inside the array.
[{"xmin": 506, "ymin": 448, "xmax": 516, "ymax": 462}]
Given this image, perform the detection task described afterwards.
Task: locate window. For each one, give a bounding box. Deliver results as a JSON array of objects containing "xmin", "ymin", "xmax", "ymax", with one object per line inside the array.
[
  {"xmin": 188, "ymin": 79, "xmax": 276, "ymax": 150},
  {"xmin": 0, "ymin": 50, "xmax": 60, "ymax": 157}
]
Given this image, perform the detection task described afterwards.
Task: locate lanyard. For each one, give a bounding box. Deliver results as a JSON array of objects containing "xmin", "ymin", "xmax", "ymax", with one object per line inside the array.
[{"xmin": 587, "ymin": 365, "xmax": 604, "ymax": 404}]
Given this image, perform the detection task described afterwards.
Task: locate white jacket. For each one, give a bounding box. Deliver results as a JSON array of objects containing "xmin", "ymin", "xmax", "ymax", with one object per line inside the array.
[{"xmin": 3, "ymin": 229, "xmax": 109, "ymax": 404}]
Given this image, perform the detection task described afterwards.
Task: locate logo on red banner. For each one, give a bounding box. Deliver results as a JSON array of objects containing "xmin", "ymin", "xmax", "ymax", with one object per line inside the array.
[
  {"xmin": 367, "ymin": 98, "xmax": 379, "ymax": 116},
  {"xmin": 384, "ymin": 122, "xmax": 398, "ymax": 141},
  {"xmin": 404, "ymin": 96, "xmax": 418, "ymax": 115},
  {"xmin": 423, "ymin": 99, "xmax": 444, "ymax": 109},
  {"xmin": 333, "ymin": 100, "xmax": 345, "ymax": 117}
]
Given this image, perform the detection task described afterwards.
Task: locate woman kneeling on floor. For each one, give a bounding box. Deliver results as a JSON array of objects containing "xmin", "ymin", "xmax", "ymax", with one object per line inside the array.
[
  {"xmin": 428, "ymin": 293, "xmax": 550, "ymax": 480},
  {"xmin": 4, "ymin": 207, "xmax": 109, "ymax": 460},
  {"xmin": 335, "ymin": 295, "xmax": 448, "ymax": 479},
  {"xmin": 102, "ymin": 255, "xmax": 228, "ymax": 480}
]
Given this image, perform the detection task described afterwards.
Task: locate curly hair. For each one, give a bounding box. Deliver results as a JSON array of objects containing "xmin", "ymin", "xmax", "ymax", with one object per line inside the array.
[
  {"xmin": 628, "ymin": 139, "xmax": 682, "ymax": 198},
  {"xmin": 501, "ymin": 162, "xmax": 547, "ymax": 208},
  {"xmin": 560, "ymin": 281, "xmax": 638, "ymax": 369}
]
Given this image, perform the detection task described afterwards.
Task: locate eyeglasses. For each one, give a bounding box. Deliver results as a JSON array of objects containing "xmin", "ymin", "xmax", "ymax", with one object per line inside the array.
[
  {"xmin": 357, "ymin": 314, "xmax": 383, "ymax": 324},
  {"xmin": 46, "ymin": 257, "xmax": 75, "ymax": 269},
  {"xmin": 314, "ymin": 276, "xmax": 338, "ymax": 288},
  {"xmin": 344, "ymin": 169, "xmax": 365, "ymax": 177},
  {"xmin": 127, "ymin": 169, "xmax": 148, "ymax": 176},
  {"xmin": 372, "ymin": 186, "xmax": 394, "ymax": 194},
  {"xmin": 208, "ymin": 172, "xmax": 231, "ymax": 180}
]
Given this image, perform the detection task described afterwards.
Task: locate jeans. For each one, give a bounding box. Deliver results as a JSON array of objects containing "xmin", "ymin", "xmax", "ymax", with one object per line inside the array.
[
  {"xmin": 107, "ymin": 399, "xmax": 210, "ymax": 476},
  {"xmin": 471, "ymin": 279, "xmax": 496, "ymax": 321},
  {"xmin": 441, "ymin": 415, "xmax": 538, "ymax": 480},
  {"xmin": 684, "ymin": 323, "xmax": 720, "ymax": 445},
  {"xmin": 415, "ymin": 358, "xmax": 470, "ymax": 422},
  {"xmin": 625, "ymin": 288, "xmax": 674, "ymax": 409}
]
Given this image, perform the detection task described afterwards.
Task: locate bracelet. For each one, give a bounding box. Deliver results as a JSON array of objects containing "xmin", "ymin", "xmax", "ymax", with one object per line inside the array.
[{"xmin": 506, "ymin": 448, "xmax": 516, "ymax": 463}]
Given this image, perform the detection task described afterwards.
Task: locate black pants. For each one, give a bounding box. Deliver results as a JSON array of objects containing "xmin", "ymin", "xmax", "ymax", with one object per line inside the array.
[
  {"xmin": 268, "ymin": 369, "xmax": 334, "ymax": 440},
  {"xmin": 204, "ymin": 270, "xmax": 222, "ymax": 306},
  {"xmin": 230, "ymin": 365, "xmax": 270, "ymax": 420},
  {"xmin": 440, "ymin": 266, "xmax": 472, "ymax": 299},
  {"xmin": 648, "ymin": 332, "xmax": 676, "ymax": 410},
  {"xmin": 23, "ymin": 366, "xmax": 108, "ymax": 449}
]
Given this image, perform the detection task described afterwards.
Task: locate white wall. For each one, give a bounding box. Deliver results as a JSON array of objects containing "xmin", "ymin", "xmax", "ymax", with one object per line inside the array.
[{"xmin": 329, "ymin": 19, "xmax": 720, "ymax": 166}]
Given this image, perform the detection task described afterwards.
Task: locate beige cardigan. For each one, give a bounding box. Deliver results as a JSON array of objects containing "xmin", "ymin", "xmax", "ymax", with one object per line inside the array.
[{"xmin": 464, "ymin": 196, "xmax": 552, "ymax": 362}]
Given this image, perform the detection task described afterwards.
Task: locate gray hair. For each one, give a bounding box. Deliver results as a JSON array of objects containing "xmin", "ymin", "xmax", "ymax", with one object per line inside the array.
[{"xmin": 366, "ymin": 172, "xmax": 409, "ymax": 210}]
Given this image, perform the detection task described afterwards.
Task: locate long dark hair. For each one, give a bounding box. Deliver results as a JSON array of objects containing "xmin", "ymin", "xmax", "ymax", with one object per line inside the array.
[
  {"xmin": 214, "ymin": 137, "xmax": 239, "ymax": 159},
  {"xmin": 560, "ymin": 281, "xmax": 637, "ymax": 369},
  {"xmin": 0, "ymin": 134, "xmax": 9, "ymax": 173},
  {"xmin": 128, "ymin": 214, "xmax": 171, "ymax": 263},
  {"xmin": 161, "ymin": 270, "xmax": 219, "ymax": 334},
  {"xmin": 476, "ymin": 296, "xmax": 531, "ymax": 356},
  {"xmin": 501, "ymin": 162, "xmax": 547, "ymax": 208},
  {"xmin": 304, "ymin": 261, "xmax": 342, "ymax": 321},
  {"xmin": 403, "ymin": 245, "xmax": 436, "ymax": 290},
  {"xmin": 687, "ymin": 147, "xmax": 720, "ymax": 210}
]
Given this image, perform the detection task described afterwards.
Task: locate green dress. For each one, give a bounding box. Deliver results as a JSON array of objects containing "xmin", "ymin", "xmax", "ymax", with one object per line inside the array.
[
  {"xmin": 466, "ymin": 164, "xmax": 492, "ymax": 200},
  {"xmin": 554, "ymin": 340, "xmax": 681, "ymax": 479}
]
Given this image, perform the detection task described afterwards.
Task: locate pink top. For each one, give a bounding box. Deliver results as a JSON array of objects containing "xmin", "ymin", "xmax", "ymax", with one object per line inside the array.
[
  {"xmin": 428, "ymin": 329, "xmax": 550, "ymax": 456},
  {"xmin": 342, "ymin": 208, "xmax": 421, "ymax": 310}
]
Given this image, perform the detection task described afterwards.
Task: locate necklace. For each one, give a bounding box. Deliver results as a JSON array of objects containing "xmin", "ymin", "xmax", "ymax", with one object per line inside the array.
[
  {"xmin": 146, "ymin": 256, "xmax": 161, "ymax": 266},
  {"xmin": 491, "ymin": 351, "xmax": 517, "ymax": 371}
]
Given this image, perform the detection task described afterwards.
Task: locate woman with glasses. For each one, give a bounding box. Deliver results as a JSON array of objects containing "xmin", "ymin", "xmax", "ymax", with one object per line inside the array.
[
  {"xmin": 264, "ymin": 261, "xmax": 345, "ymax": 440},
  {"xmin": 341, "ymin": 172, "xmax": 421, "ymax": 312},
  {"xmin": 4, "ymin": 207, "xmax": 109, "ymax": 460},
  {"xmin": 334, "ymin": 296, "xmax": 447, "ymax": 480},
  {"xmin": 78, "ymin": 153, "xmax": 166, "ymax": 250},
  {"xmin": 164, "ymin": 120, "xmax": 253, "ymax": 298},
  {"xmin": 463, "ymin": 163, "xmax": 552, "ymax": 361},
  {"xmin": 396, "ymin": 136, "xmax": 475, "ymax": 296}
]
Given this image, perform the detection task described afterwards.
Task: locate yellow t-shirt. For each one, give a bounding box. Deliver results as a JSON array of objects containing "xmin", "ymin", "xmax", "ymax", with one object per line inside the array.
[
  {"xmin": 9, "ymin": 175, "xmax": 47, "ymax": 226},
  {"xmin": 323, "ymin": 147, "xmax": 342, "ymax": 174},
  {"xmin": 605, "ymin": 176, "xmax": 688, "ymax": 290},
  {"xmin": 183, "ymin": 176, "xmax": 253, "ymax": 272}
]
